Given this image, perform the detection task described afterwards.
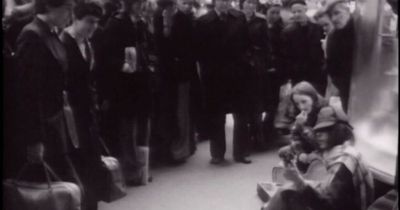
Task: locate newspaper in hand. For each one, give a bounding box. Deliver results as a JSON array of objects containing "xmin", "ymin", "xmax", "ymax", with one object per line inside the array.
[{"xmin": 122, "ymin": 47, "xmax": 137, "ymax": 73}]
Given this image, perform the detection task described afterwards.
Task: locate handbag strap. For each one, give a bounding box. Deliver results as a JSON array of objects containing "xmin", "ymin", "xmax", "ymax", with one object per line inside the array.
[
  {"xmin": 90, "ymin": 111, "xmax": 111, "ymax": 156},
  {"xmin": 13, "ymin": 161, "xmax": 61, "ymax": 189}
]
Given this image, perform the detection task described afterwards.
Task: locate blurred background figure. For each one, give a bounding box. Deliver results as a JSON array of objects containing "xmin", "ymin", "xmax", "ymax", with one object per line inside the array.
[
  {"xmin": 313, "ymin": 7, "xmax": 338, "ymax": 101},
  {"xmin": 152, "ymin": 0, "xmax": 197, "ymax": 164},
  {"xmin": 60, "ymin": 2, "xmax": 104, "ymax": 210},
  {"xmin": 263, "ymin": 3, "xmax": 286, "ymax": 141},
  {"xmin": 12, "ymin": 0, "xmax": 79, "ymax": 187},
  {"xmin": 100, "ymin": 0, "xmax": 153, "ymax": 185},
  {"xmin": 242, "ymin": 0, "xmax": 269, "ymax": 151},
  {"xmin": 324, "ymin": 0, "xmax": 355, "ymax": 113},
  {"xmin": 281, "ymin": 0, "xmax": 326, "ymax": 95},
  {"xmin": 195, "ymin": 0, "xmax": 252, "ymax": 164}
]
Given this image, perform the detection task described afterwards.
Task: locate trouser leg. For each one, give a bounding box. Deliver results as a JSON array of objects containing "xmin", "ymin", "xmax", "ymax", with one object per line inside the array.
[
  {"xmin": 232, "ymin": 113, "xmax": 250, "ymax": 160},
  {"xmin": 249, "ymin": 111, "xmax": 265, "ymax": 150},
  {"xmin": 118, "ymin": 117, "xmax": 140, "ymax": 182},
  {"xmin": 208, "ymin": 113, "xmax": 226, "ymax": 159},
  {"xmin": 171, "ymin": 82, "xmax": 192, "ymax": 161}
]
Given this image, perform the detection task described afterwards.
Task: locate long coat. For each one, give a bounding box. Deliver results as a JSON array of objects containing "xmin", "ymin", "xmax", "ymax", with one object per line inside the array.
[
  {"xmin": 60, "ymin": 31, "xmax": 102, "ymax": 159},
  {"xmin": 281, "ymin": 21, "xmax": 326, "ymax": 93},
  {"xmin": 10, "ymin": 18, "xmax": 77, "ymax": 182},
  {"xmin": 195, "ymin": 9, "xmax": 251, "ymax": 114},
  {"xmin": 325, "ymin": 17, "xmax": 355, "ymax": 112},
  {"xmin": 101, "ymin": 13, "xmax": 153, "ymax": 117},
  {"xmin": 154, "ymin": 10, "xmax": 197, "ymax": 83},
  {"xmin": 245, "ymin": 13, "xmax": 269, "ymax": 112},
  {"xmin": 15, "ymin": 18, "xmax": 70, "ymax": 157}
]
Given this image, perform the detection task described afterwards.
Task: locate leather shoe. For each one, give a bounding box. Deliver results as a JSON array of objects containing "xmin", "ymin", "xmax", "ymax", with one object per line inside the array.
[{"xmin": 234, "ymin": 157, "xmax": 252, "ymax": 164}]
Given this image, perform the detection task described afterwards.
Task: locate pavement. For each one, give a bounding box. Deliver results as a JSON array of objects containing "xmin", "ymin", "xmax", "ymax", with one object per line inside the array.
[{"xmin": 99, "ymin": 115, "xmax": 282, "ymax": 210}]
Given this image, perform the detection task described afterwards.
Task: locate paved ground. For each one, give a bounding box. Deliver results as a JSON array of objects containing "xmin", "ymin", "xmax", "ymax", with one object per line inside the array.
[{"xmin": 99, "ymin": 115, "xmax": 281, "ymax": 210}]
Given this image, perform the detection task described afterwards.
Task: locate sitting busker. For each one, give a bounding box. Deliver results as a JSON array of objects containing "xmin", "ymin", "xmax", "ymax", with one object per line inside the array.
[
  {"xmin": 263, "ymin": 106, "xmax": 375, "ymax": 210},
  {"xmin": 275, "ymin": 81, "xmax": 328, "ymax": 173}
]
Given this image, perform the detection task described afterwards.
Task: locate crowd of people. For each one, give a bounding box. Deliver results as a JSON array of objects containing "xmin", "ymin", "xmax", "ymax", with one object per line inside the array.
[{"xmin": 3, "ymin": 0, "xmax": 369, "ymax": 209}]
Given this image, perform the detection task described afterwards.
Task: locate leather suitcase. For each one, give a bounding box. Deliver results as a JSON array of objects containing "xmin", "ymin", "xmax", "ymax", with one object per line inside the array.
[
  {"xmin": 98, "ymin": 156, "xmax": 127, "ymax": 203},
  {"xmin": 3, "ymin": 163, "xmax": 81, "ymax": 210}
]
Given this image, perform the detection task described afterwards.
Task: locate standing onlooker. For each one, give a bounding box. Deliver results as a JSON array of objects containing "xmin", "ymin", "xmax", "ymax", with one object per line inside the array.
[
  {"xmin": 281, "ymin": 0, "xmax": 326, "ymax": 94},
  {"xmin": 195, "ymin": 0, "xmax": 252, "ymax": 164},
  {"xmin": 313, "ymin": 8, "xmax": 338, "ymax": 100},
  {"xmin": 153, "ymin": 0, "xmax": 197, "ymax": 163},
  {"xmin": 60, "ymin": 2, "xmax": 103, "ymax": 210},
  {"xmin": 101, "ymin": 0, "xmax": 153, "ymax": 185},
  {"xmin": 90, "ymin": 0, "xmax": 122, "ymax": 154},
  {"xmin": 242, "ymin": 0, "xmax": 269, "ymax": 150},
  {"xmin": 325, "ymin": 0, "xmax": 355, "ymax": 112},
  {"xmin": 264, "ymin": 3, "xmax": 285, "ymax": 139},
  {"xmin": 13, "ymin": 0, "xmax": 79, "ymax": 185}
]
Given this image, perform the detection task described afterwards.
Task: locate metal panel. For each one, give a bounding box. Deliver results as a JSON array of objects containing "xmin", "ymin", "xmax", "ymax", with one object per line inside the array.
[{"xmin": 350, "ymin": 0, "xmax": 398, "ymax": 184}]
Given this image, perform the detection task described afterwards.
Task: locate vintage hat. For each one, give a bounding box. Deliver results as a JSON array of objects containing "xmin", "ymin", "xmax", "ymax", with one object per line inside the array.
[{"xmin": 313, "ymin": 106, "xmax": 338, "ymax": 130}]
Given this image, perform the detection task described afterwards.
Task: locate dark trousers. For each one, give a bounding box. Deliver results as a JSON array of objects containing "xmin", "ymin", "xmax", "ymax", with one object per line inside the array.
[
  {"xmin": 207, "ymin": 112, "xmax": 226, "ymax": 159},
  {"xmin": 206, "ymin": 112, "xmax": 251, "ymax": 160},
  {"xmin": 331, "ymin": 76, "xmax": 351, "ymax": 113},
  {"xmin": 117, "ymin": 114, "xmax": 151, "ymax": 182},
  {"xmin": 232, "ymin": 113, "xmax": 252, "ymax": 159},
  {"xmin": 70, "ymin": 149, "xmax": 102, "ymax": 210}
]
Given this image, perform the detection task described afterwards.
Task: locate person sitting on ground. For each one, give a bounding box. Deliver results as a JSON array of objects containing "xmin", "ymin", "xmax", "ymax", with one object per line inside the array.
[
  {"xmin": 276, "ymin": 81, "xmax": 329, "ymax": 173},
  {"xmin": 263, "ymin": 106, "xmax": 375, "ymax": 210}
]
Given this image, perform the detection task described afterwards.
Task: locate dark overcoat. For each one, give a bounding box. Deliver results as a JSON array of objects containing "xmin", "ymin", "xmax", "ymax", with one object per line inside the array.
[
  {"xmin": 245, "ymin": 13, "xmax": 269, "ymax": 112},
  {"xmin": 281, "ymin": 21, "xmax": 326, "ymax": 93},
  {"xmin": 195, "ymin": 9, "xmax": 251, "ymax": 114},
  {"xmin": 15, "ymin": 17, "xmax": 70, "ymax": 157},
  {"xmin": 101, "ymin": 13, "xmax": 153, "ymax": 117},
  {"xmin": 60, "ymin": 31, "xmax": 102, "ymax": 159}
]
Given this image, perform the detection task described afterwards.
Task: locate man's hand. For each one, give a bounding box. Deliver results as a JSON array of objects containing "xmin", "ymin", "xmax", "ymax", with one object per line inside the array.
[{"xmin": 27, "ymin": 142, "xmax": 44, "ymax": 163}]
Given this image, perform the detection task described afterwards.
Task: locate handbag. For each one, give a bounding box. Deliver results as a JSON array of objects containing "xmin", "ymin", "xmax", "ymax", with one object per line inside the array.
[
  {"xmin": 3, "ymin": 162, "xmax": 82, "ymax": 210},
  {"xmin": 97, "ymin": 135, "xmax": 127, "ymax": 203}
]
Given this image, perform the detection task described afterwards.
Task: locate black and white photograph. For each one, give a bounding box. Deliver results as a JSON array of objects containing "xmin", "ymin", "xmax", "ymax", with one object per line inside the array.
[{"xmin": 2, "ymin": 0, "xmax": 398, "ymax": 209}]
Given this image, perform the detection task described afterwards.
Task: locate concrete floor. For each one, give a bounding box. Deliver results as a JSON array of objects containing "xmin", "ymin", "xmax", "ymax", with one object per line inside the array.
[{"xmin": 99, "ymin": 115, "xmax": 281, "ymax": 210}]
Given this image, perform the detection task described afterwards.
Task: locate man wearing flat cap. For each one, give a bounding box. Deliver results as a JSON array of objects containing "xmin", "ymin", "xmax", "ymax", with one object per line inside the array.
[
  {"xmin": 324, "ymin": 0, "xmax": 355, "ymax": 113},
  {"xmin": 281, "ymin": 0, "xmax": 327, "ymax": 94},
  {"xmin": 195, "ymin": 0, "xmax": 252, "ymax": 164}
]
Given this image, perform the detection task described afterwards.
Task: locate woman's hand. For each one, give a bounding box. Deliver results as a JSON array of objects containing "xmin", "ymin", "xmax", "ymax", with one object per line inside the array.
[{"xmin": 295, "ymin": 111, "xmax": 308, "ymax": 125}]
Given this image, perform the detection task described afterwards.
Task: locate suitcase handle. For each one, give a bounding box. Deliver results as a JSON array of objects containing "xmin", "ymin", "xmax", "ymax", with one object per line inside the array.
[{"xmin": 14, "ymin": 161, "xmax": 62, "ymax": 189}]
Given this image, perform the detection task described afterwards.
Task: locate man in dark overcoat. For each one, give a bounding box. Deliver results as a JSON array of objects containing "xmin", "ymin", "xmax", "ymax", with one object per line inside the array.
[
  {"xmin": 153, "ymin": 0, "xmax": 197, "ymax": 163},
  {"xmin": 242, "ymin": 0, "xmax": 269, "ymax": 150},
  {"xmin": 60, "ymin": 2, "xmax": 104, "ymax": 210},
  {"xmin": 195, "ymin": 0, "xmax": 252, "ymax": 164},
  {"xmin": 325, "ymin": 0, "xmax": 355, "ymax": 112},
  {"xmin": 11, "ymin": 0, "xmax": 80, "ymax": 184},
  {"xmin": 281, "ymin": 0, "xmax": 326, "ymax": 94}
]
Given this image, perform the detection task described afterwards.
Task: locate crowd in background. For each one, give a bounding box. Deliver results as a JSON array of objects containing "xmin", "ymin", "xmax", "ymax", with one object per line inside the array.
[{"xmin": 3, "ymin": 0, "xmax": 364, "ymax": 209}]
